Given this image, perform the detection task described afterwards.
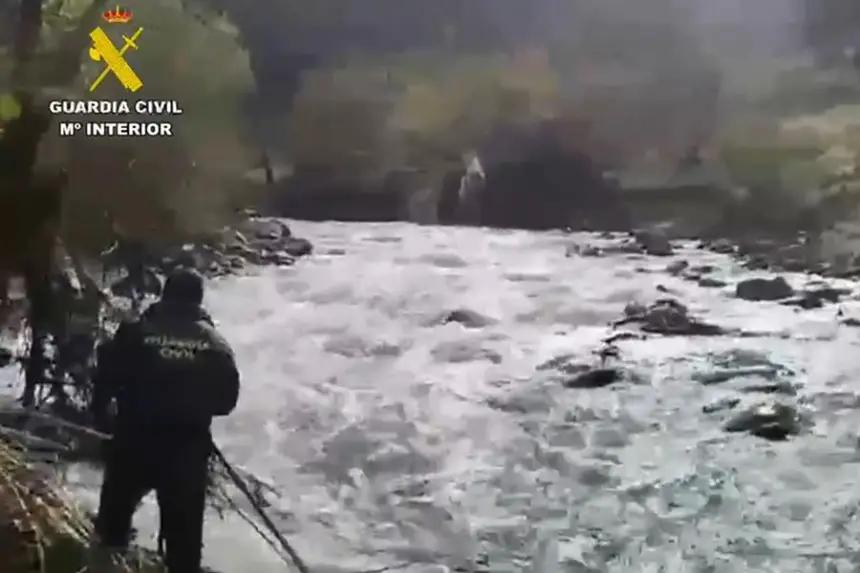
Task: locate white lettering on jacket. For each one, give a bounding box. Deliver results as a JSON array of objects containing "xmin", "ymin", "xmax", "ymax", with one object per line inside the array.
[{"xmin": 144, "ymin": 335, "xmax": 210, "ymax": 360}]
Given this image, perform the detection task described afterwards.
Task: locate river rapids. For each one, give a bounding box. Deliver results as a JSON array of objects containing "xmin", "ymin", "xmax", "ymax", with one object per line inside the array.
[{"xmin": 17, "ymin": 221, "xmax": 860, "ymax": 572}]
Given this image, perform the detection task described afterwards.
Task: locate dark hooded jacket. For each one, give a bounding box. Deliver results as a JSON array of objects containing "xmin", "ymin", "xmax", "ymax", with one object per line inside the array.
[{"xmin": 92, "ymin": 300, "xmax": 240, "ymax": 440}]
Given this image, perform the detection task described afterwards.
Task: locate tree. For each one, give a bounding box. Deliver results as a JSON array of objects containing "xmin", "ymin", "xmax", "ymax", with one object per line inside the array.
[{"xmin": 0, "ymin": 0, "xmax": 255, "ymax": 405}]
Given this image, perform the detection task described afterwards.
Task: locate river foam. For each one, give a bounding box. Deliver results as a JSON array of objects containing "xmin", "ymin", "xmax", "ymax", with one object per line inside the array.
[{"xmin": 21, "ymin": 221, "xmax": 860, "ymax": 572}]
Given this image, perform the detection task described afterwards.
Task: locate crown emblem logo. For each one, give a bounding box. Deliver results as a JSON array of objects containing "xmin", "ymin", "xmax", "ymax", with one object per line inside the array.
[{"xmin": 102, "ymin": 5, "xmax": 133, "ymax": 24}]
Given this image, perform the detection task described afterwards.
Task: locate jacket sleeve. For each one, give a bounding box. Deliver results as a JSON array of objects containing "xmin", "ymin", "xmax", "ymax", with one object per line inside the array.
[
  {"xmin": 201, "ymin": 328, "xmax": 240, "ymax": 416},
  {"xmin": 91, "ymin": 320, "xmax": 139, "ymax": 432}
]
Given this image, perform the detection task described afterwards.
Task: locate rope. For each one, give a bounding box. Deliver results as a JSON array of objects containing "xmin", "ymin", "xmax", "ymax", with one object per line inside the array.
[{"xmin": 211, "ymin": 444, "xmax": 311, "ymax": 573}]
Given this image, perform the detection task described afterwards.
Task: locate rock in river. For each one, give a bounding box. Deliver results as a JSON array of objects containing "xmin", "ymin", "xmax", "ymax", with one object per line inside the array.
[
  {"xmin": 438, "ymin": 309, "xmax": 496, "ymax": 328},
  {"xmin": 282, "ymin": 237, "xmax": 314, "ymax": 257},
  {"xmin": 735, "ymin": 276, "xmax": 794, "ymax": 301},
  {"xmin": 634, "ymin": 230, "xmax": 673, "ymax": 256},
  {"xmin": 563, "ymin": 368, "xmax": 622, "ymax": 389},
  {"xmin": 616, "ymin": 299, "xmax": 723, "ymax": 336},
  {"xmin": 703, "ymin": 238, "xmax": 736, "ymax": 254},
  {"xmin": 724, "ymin": 401, "xmax": 803, "ymax": 441},
  {"xmin": 781, "ymin": 287, "xmax": 847, "ymax": 310},
  {"xmin": 698, "ymin": 277, "xmax": 727, "ymax": 288}
]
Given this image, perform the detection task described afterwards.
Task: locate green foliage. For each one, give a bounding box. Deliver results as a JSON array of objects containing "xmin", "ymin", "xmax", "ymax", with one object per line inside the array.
[
  {"xmin": 721, "ymin": 143, "xmax": 822, "ymax": 190},
  {"xmin": 28, "ymin": 0, "xmax": 256, "ymax": 251},
  {"xmin": 0, "ymin": 93, "xmax": 21, "ymax": 121},
  {"xmin": 287, "ymin": 48, "xmax": 562, "ymax": 178},
  {"xmin": 716, "ymin": 102, "xmax": 860, "ymax": 217}
]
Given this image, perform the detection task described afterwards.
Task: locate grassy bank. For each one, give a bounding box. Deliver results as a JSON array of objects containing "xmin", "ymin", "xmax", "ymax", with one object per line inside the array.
[{"xmin": 0, "ymin": 439, "xmax": 164, "ymax": 573}]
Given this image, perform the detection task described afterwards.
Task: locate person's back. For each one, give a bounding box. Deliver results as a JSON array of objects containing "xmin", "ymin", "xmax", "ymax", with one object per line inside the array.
[
  {"xmin": 106, "ymin": 300, "xmax": 236, "ymax": 436},
  {"xmin": 91, "ymin": 267, "xmax": 240, "ymax": 573}
]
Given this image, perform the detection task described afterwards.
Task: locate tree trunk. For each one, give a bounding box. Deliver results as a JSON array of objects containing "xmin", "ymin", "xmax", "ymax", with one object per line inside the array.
[{"xmin": 5, "ymin": 0, "xmax": 108, "ymax": 406}]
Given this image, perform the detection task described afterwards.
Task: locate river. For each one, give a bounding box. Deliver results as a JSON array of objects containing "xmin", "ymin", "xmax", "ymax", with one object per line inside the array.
[{"xmin": 29, "ymin": 221, "xmax": 860, "ymax": 571}]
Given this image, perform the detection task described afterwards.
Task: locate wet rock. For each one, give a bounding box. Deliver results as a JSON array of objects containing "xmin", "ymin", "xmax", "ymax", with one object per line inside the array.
[
  {"xmin": 806, "ymin": 287, "xmax": 846, "ymax": 303},
  {"xmin": 238, "ymin": 217, "xmax": 290, "ymax": 242},
  {"xmin": 128, "ymin": 217, "xmax": 314, "ymax": 284},
  {"xmin": 781, "ymin": 287, "xmax": 845, "ymax": 310},
  {"xmin": 706, "ymin": 238, "xmax": 736, "ymax": 254},
  {"xmin": 282, "ymin": 237, "xmax": 313, "ymax": 257},
  {"xmin": 603, "ymin": 331, "xmax": 645, "ymax": 344},
  {"xmin": 618, "ymin": 299, "xmax": 723, "ymax": 336},
  {"xmin": 270, "ymin": 252, "xmax": 296, "ymax": 266},
  {"xmin": 698, "ymin": 277, "xmax": 727, "ymax": 288},
  {"xmin": 736, "ymin": 276, "xmax": 794, "ymax": 301},
  {"xmin": 724, "ymin": 401, "xmax": 803, "ymax": 441},
  {"xmin": 702, "ymin": 397, "xmax": 741, "ymax": 414},
  {"xmin": 439, "ymin": 309, "xmax": 496, "ymax": 328},
  {"xmin": 739, "ymin": 381, "xmax": 798, "ymax": 396},
  {"xmin": 563, "ymin": 368, "xmax": 621, "ymax": 389},
  {"xmin": 782, "ymin": 296, "xmax": 822, "ymax": 310},
  {"xmin": 666, "ymin": 260, "xmax": 689, "ymax": 275},
  {"xmin": 634, "ymin": 230, "xmax": 673, "ymax": 256}
]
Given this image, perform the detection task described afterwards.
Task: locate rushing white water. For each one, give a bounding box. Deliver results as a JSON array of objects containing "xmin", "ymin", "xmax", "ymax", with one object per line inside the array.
[{"xmin": 12, "ymin": 220, "xmax": 860, "ymax": 572}]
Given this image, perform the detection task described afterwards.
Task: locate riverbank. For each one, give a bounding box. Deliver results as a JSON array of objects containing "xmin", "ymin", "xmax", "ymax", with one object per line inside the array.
[{"xmin": 0, "ymin": 436, "xmax": 168, "ymax": 573}]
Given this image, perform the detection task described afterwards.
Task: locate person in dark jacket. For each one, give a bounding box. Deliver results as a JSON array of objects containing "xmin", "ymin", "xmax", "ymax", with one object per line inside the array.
[{"xmin": 90, "ymin": 267, "xmax": 240, "ymax": 573}]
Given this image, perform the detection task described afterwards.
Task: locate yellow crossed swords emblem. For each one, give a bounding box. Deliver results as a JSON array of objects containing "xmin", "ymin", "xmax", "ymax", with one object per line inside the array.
[{"xmin": 88, "ymin": 26, "xmax": 144, "ymax": 93}]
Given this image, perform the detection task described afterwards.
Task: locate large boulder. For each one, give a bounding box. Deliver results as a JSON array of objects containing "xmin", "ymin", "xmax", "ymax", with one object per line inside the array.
[
  {"xmin": 634, "ymin": 229, "xmax": 674, "ymax": 256},
  {"xmin": 237, "ymin": 217, "xmax": 290, "ymax": 243},
  {"xmin": 736, "ymin": 277, "xmax": 795, "ymax": 301}
]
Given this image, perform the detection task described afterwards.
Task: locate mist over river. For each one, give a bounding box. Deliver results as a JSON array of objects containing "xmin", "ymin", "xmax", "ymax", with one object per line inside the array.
[{"xmin": 51, "ymin": 221, "xmax": 860, "ymax": 572}]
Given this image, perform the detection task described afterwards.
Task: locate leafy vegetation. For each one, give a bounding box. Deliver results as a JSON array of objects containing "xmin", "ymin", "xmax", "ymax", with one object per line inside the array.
[
  {"xmin": 286, "ymin": 48, "xmax": 562, "ymax": 183},
  {"xmin": 1, "ymin": 0, "xmax": 256, "ymax": 254},
  {"xmin": 1, "ymin": 439, "xmax": 166, "ymax": 572}
]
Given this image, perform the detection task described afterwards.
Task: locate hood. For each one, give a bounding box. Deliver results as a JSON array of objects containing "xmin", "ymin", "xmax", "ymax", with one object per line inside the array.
[{"xmin": 143, "ymin": 300, "xmax": 214, "ymax": 326}]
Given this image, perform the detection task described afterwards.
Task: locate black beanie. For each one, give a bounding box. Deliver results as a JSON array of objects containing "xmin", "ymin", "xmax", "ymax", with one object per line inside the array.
[{"xmin": 162, "ymin": 267, "xmax": 204, "ymax": 306}]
